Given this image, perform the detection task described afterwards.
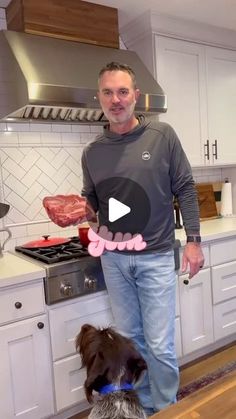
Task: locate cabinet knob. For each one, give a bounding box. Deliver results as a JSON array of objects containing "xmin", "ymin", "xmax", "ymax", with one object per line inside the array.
[
  {"xmin": 84, "ymin": 277, "xmax": 97, "ymax": 290},
  {"xmin": 60, "ymin": 283, "xmax": 73, "ymax": 296},
  {"xmin": 183, "ymin": 279, "xmax": 189, "ymax": 285},
  {"xmin": 15, "ymin": 301, "xmax": 22, "ymax": 309},
  {"xmin": 37, "ymin": 322, "xmax": 44, "ymax": 329}
]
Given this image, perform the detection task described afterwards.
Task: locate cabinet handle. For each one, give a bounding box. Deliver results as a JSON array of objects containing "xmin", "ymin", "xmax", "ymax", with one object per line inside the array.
[
  {"xmin": 204, "ymin": 140, "xmax": 210, "ymax": 160},
  {"xmin": 212, "ymin": 140, "xmax": 218, "ymax": 160},
  {"xmin": 37, "ymin": 322, "xmax": 44, "ymax": 329},
  {"xmin": 15, "ymin": 301, "xmax": 22, "ymax": 309},
  {"xmin": 183, "ymin": 279, "xmax": 189, "ymax": 285}
]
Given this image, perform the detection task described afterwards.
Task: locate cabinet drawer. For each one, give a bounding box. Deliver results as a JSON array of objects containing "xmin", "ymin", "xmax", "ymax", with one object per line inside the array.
[
  {"xmin": 210, "ymin": 238, "xmax": 236, "ymax": 265},
  {"xmin": 54, "ymin": 354, "xmax": 87, "ymax": 411},
  {"xmin": 0, "ymin": 281, "xmax": 45, "ymax": 325},
  {"xmin": 179, "ymin": 244, "xmax": 210, "ymax": 274},
  {"xmin": 49, "ymin": 292, "xmax": 114, "ymax": 360},
  {"xmin": 212, "ymin": 261, "xmax": 236, "ymax": 303},
  {"xmin": 213, "ymin": 298, "xmax": 236, "ymax": 340}
]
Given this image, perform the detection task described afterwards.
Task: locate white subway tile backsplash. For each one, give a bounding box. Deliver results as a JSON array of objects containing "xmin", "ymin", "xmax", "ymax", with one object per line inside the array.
[
  {"xmin": 61, "ymin": 132, "xmax": 81, "ymax": 144},
  {"xmin": 9, "ymin": 224, "xmax": 28, "ymax": 239},
  {"xmin": 27, "ymin": 222, "xmax": 49, "ymax": 237},
  {"xmin": 1, "ymin": 147, "xmax": 24, "ymax": 164},
  {"xmin": 18, "ymin": 131, "xmax": 41, "ymax": 144},
  {"xmin": 52, "ymin": 124, "xmax": 72, "ymax": 132},
  {"xmin": 5, "ymin": 175, "xmax": 27, "ymax": 197},
  {"xmin": 36, "ymin": 156, "xmax": 57, "ymax": 177},
  {"xmin": 20, "ymin": 149, "xmax": 40, "ymax": 171},
  {"xmin": 71, "ymin": 124, "xmax": 91, "ymax": 133},
  {"xmin": 41, "ymin": 132, "xmax": 62, "ymax": 145},
  {"xmin": 90, "ymin": 125, "xmax": 103, "ymax": 133},
  {"xmin": 65, "ymin": 156, "xmax": 81, "ymax": 174},
  {"xmin": 23, "ymin": 182, "xmax": 43, "ymax": 204},
  {"xmin": 0, "ymin": 131, "xmax": 19, "ymax": 145},
  {"xmin": 24, "ymin": 196, "xmax": 45, "ymax": 221},
  {"xmin": 51, "ymin": 149, "xmax": 69, "ymax": 169},
  {"xmin": 80, "ymin": 133, "xmax": 95, "ymax": 144},
  {"xmin": 30, "ymin": 123, "xmax": 52, "ymax": 132},
  {"xmin": 21, "ymin": 166, "xmax": 41, "ymax": 188},
  {"xmin": 7, "ymin": 123, "xmax": 30, "ymax": 132},
  {"xmin": 7, "ymin": 191, "xmax": 28, "ymax": 213},
  {"xmin": 37, "ymin": 172, "xmax": 58, "ymax": 194},
  {"xmin": 2, "ymin": 156, "xmax": 26, "ymax": 179}
]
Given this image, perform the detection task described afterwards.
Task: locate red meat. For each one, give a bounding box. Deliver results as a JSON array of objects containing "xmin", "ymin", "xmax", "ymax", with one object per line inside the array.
[{"xmin": 43, "ymin": 195, "xmax": 97, "ymax": 227}]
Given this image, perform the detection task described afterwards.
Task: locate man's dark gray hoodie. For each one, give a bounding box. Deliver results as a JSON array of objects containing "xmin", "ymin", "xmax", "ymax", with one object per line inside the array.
[{"xmin": 81, "ymin": 115, "xmax": 199, "ymax": 252}]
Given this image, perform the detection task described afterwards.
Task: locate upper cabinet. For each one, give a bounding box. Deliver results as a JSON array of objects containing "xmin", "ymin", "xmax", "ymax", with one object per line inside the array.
[
  {"xmin": 121, "ymin": 12, "xmax": 236, "ymax": 167},
  {"xmin": 155, "ymin": 35, "xmax": 236, "ymax": 166}
]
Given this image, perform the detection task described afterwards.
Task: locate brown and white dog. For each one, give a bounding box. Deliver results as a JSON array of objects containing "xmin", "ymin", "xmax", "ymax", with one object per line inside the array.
[{"xmin": 75, "ymin": 324, "xmax": 148, "ymax": 419}]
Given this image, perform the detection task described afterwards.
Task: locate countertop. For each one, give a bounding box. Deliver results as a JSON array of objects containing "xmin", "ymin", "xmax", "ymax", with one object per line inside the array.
[
  {"xmin": 1, "ymin": 217, "xmax": 236, "ymax": 288},
  {"xmin": 175, "ymin": 216, "xmax": 236, "ymax": 245},
  {"xmin": 0, "ymin": 252, "xmax": 45, "ymax": 287}
]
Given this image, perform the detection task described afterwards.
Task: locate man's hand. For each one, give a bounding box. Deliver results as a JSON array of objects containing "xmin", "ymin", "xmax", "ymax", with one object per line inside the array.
[
  {"xmin": 43, "ymin": 194, "xmax": 97, "ymax": 227},
  {"xmin": 181, "ymin": 243, "xmax": 205, "ymax": 279}
]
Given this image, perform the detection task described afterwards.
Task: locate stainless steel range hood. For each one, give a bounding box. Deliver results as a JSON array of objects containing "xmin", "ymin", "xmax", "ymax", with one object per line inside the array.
[{"xmin": 0, "ymin": 30, "xmax": 167, "ymax": 124}]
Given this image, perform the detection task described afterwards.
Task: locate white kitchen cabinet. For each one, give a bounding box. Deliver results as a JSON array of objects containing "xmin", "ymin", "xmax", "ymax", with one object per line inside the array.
[
  {"xmin": 0, "ymin": 314, "xmax": 54, "ymax": 419},
  {"xmin": 210, "ymin": 239, "xmax": 236, "ymax": 340},
  {"xmin": 49, "ymin": 291, "xmax": 114, "ymax": 412},
  {"xmin": 206, "ymin": 47, "xmax": 236, "ymax": 165},
  {"xmin": 155, "ymin": 36, "xmax": 207, "ymax": 166},
  {"xmin": 178, "ymin": 268, "xmax": 214, "ymax": 354},
  {"xmin": 155, "ymin": 35, "xmax": 236, "ymax": 166}
]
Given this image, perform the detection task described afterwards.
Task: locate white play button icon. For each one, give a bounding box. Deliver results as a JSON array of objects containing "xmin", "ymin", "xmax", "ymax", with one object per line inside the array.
[{"xmin": 108, "ymin": 197, "xmax": 131, "ymax": 222}]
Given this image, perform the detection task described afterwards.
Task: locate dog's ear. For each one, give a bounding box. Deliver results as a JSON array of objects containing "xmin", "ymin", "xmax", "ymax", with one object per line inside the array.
[
  {"xmin": 84, "ymin": 351, "xmax": 107, "ymax": 403},
  {"xmin": 127, "ymin": 355, "xmax": 147, "ymax": 383}
]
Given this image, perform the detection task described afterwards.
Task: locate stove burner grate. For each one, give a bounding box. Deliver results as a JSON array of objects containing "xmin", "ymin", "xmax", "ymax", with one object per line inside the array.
[{"xmin": 15, "ymin": 238, "xmax": 89, "ymax": 264}]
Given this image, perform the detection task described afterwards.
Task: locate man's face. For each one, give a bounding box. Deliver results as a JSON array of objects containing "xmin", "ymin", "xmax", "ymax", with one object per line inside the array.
[{"xmin": 97, "ymin": 70, "xmax": 140, "ymax": 125}]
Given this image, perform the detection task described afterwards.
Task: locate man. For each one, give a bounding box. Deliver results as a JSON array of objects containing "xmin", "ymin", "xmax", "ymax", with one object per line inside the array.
[{"xmin": 45, "ymin": 62, "xmax": 204, "ymax": 415}]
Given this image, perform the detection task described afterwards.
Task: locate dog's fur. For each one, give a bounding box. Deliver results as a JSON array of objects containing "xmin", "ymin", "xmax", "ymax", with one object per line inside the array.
[{"xmin": 75, "ymin": 324, "xmax": 148, "ymax": 419}]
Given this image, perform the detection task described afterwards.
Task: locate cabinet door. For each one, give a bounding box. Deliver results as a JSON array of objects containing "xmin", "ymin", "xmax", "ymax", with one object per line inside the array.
[
  {"xmin": 50, "ymin": 292, "xmax": 114, "ymax": 360},
  {"xmin": 155, "ymin": 35, "xmax": 208, "ymax": 166},
  {"xmin": 206, "ymin": 46, "xmax": 236, "ymax": 165},
  {"xmin": 179, "ymin": 268, "xmax": 213, "ymax": 354},
  {"xmin": 0, "ymin": 315, "xmax": 54, "ymax": 419},
  {"xmin": 53, "ymin": 354, "xmax": 87, "ymax": 411}
]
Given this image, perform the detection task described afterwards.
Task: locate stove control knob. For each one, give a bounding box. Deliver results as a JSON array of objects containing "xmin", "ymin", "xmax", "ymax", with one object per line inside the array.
[
  {"xmin": 60, "ymin": 283, "xmax": 73, "ymax": 296},
  {"xmin": 84, "ymin": 277, "xmax": 97, "ymax": 290}
]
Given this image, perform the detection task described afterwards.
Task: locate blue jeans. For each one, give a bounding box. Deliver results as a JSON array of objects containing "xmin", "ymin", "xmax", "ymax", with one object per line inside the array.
[{"xmin": 101, "ymin": 250, "xmax": 179, "ymax": 415}]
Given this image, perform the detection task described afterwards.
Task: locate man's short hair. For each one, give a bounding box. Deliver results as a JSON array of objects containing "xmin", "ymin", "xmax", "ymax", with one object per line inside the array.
[{"xmin": 98, "ymin": 62, "xmax": 137, "ymax": 88}]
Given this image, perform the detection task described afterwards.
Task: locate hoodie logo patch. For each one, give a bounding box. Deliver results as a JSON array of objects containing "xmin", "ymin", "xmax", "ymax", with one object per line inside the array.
[{"xmin": 142, "ymin": 151, "xmax": 151, "ymax": 160}]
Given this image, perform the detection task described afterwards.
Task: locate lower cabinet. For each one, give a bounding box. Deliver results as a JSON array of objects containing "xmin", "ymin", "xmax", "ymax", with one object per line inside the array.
[
  {"xmin": 48, "ymin": 292, "xmax": 114, "ymax": 412},
  {"xmin": 178, "ymin": 268, "xmax": 214, "ymax": 354},
  {"xmin": 0, "ymin": 314, "xmax": 54, "ymax": 419}
]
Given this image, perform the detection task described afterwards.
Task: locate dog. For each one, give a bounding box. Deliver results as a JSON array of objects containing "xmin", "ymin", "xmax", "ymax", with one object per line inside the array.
[{"xmin": 75, "ymin": 324, "xmax": 148, "ymax": 419}]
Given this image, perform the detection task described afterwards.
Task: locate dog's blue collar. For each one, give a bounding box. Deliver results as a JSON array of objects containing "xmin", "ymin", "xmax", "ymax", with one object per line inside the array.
[{"xmin": 99, "ymin": 383, "xmax": 133, "ymax": 395}]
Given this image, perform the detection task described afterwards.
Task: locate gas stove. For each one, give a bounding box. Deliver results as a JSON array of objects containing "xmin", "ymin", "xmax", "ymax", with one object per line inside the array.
[{"xmin": 14, "ymin": 237, "xmax": 106, "ymax": 305}]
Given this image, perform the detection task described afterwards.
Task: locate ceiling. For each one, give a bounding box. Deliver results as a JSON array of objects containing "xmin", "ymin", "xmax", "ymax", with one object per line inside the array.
[{"xmin": 1, "ymin": 0, "xmax": 236, "ymax": 32}]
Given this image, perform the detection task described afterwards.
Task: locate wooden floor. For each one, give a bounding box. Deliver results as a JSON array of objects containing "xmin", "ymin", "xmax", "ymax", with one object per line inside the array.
[
  {"xmin": 70, "ymin": 343, "xmax": 236, "ymax": 419},
  {"xmin": 151, "ymin": 369, "xmax": 236, "ymax": 418}
]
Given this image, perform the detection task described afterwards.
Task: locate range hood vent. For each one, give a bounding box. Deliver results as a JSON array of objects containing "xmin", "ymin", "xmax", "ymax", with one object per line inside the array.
[{"xmin": 0, "ymin": 30, "xmax": 167, "ymax": 124}]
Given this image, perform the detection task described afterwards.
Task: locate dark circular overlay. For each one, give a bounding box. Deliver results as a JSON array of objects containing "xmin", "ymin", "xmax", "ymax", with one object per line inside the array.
[{"xmin": 88, "ymin": 177, "xmax": 151, "ymax": 241}]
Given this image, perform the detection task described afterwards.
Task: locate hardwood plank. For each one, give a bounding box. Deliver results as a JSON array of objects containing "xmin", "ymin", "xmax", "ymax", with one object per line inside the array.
[{"xmin": 151, "ymin": 371, "xmax": 236, "ymax": 418}]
